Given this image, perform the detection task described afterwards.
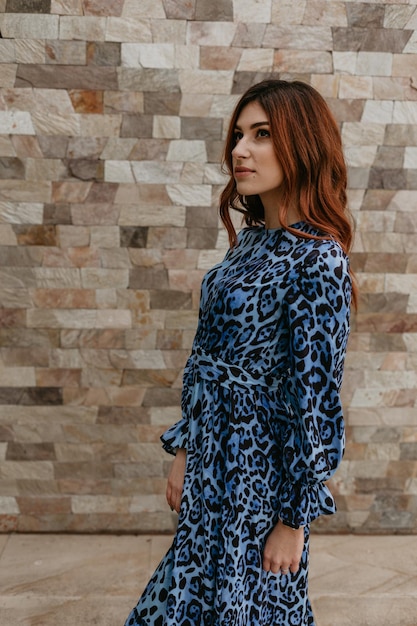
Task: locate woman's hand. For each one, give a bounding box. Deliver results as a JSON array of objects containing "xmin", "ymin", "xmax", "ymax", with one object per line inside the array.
[
  {"xmin": 262, "ymin": 520, "xmax": 304, "ymax": 575},
  {"xmin": 166, "ymin": 448, "xmax": 186, "ymax": 513}
]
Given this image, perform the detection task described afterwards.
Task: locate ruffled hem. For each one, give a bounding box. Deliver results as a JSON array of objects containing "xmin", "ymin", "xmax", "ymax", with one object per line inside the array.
[
  {"xmin": 160, "ymin": 418, "xmax": 188, "ymax": 456},
  {"xmin": 279, "ymin": 480, "xmax": 336, "ymax": 528}
]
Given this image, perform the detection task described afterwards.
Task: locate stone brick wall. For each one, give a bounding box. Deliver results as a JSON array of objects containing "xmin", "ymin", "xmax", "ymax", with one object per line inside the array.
[{"xmin": 0, "ymin": 0, "xmax": 416, "ymax": 534}]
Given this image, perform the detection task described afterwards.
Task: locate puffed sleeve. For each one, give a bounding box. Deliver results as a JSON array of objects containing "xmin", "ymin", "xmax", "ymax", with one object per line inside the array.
[
  {"xmin": 160, "ymin": 352, "xmax": 195, "ymax": 455},
  {"xmin": 279, "ymin": 244, "xmax": 351, "ymax": 528}
]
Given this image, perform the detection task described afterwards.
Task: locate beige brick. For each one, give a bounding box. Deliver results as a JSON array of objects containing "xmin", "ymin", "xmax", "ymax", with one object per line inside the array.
[
  {"xmin": 59, "ymin": 16, "xmax": 106, "ymax": 41},
  {"xmin": 14, "ymin": 39, "xmax": 45, "ymax": 64},
  {"xmin": 271, "ymin": 0, "xmax": 306, "ymax": 25},
  {"xmin": 51, "ymin": 0, "xmax": 83, "ymax": 14},
  {"xmin": 274, "ymin": 50, "xmax": 332, "ymax": 73},
  {"xmin": 339, "ymin": 76, "xmax": 373, "ymax": 99},
  {"xmin": 232, "ymin": 0, "xmax": 271, "ymax": 23},
  {"xmin": 153, "ymin": 115, "xmax": 181, "ymax": 139},
  {"xmin": 105, "ymin": 17, "xmax": 152, "ymax": 43},
  {"xmin": 237, "ymin": 49, "xmax": 273, "ymax": 72},
  {"xmin": 1, "ymin": 14, "xmax": 59, "ymax": 39},
  {"xmin": 121, "ymin": 0, "xmax": 165, "ymax": 18},
  {"xmin": 187, "ymin": 22, "xmax": 236, "ymax": 47}
]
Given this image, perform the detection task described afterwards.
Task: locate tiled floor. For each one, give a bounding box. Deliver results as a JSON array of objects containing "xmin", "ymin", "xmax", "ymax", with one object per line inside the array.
[{"xmin": 0, "ymin": 533, "xmax": 416, "ymax": 626}]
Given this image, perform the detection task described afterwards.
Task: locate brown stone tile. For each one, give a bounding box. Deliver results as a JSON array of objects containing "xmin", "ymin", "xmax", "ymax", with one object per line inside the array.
[
  {"xmin": 195, "ymin": 0, "xmax": 232, "ymax": 20},
  {"xmin": 345, "ymin": 3, "xmax": 385, "ymax": 27},
  {"xmin": 119, "ymin": 226, "xmax": 148, "ymax": 248},
  {"xmin": 17, "ymin": 496, "xmax": 71, "ymax": 515},
  {"xmin": 16, "ymin": 513, "xmax": 73, "ymax": 532},
  {"xmin": 373, "ymin": 146, "xmax": 405, "ymax": 169},
  {"xmin": 368, "ymin": 168, "xmax": 407, "ymax": 190},
  {"xmin": 61, "ymin": 329, "xmax": 125, "ymax": 349},
  {"xmin": 128, "ymin": 139, "xmax": 170, "ymax": 161},
  {"xmin": 52, "ymin": 181, "xmax": 92, "ymax": 203},
  {"xmin": 146, "ymin": 227, "xmax": 187, "ymax": 249},
  {"xmin": 187, "ymin": 228, "xmax": 218, "ymax": 249},
  {"xmin": 68, "ymin": 90, "xmax": 103, "ymax": 114},
  {"xmin": 13, "ymin": 225, "xmax": 57, "ymax": 247},
  {"xmin": 0, "ymin": 157, "xmax": 24, "ymax": 180},
  {"xmin": 361, "ymin": 189, "xmax": 396, "ymax": 210},
  {"xmin": 121, "ymin": 369, "xmax": 178, "ymax": 387},
  {"xmin": 149, "ymin": 290, "xmax": 192, "ymax": 310},
  {"xmin": 0, "ymin": 328, "xmax": 60, "ymax": 348},
  {"xmin": 43, "ymin": 204, "xmax": 72, "ymax": 225},
  {"xmin": 118, "ymin": 68, "xmax": 180, "ymax": 93},
  {"xmin": 86, "ymin": 42, "xmax": 121, "ymax": 66},
  {"xmin": 232, "ymin": 71, "xmax": 281, "ymax": 94},
  {"xmin": 85, "ymin": 182, "xmax": 118, "ymax": 203},
  {"xmin": 54, "ymin": 462, "xmax": 114, "ymax": 480},
  {"xmin": 400, "ymin": 443, "xmax": 417, "ymax": 461},
  {"xmin": 206, "ymin": 139, "xmax": 224, "ymax": 163},
  {"xmin": 156, "ymin": 329, "xmax": 182, "ymax": 350},
  {"xmin": 70, "ymin": 202, "xmax": 119, "ymax": 225},
  {"xmin": 181, "ymin": 116, "xmax": 222, "ymax": 140},
  {"xmin": 0, "ymin": 347, "xmax": 49, "ymax": 368},
  {"xmin": 17, "ymin": 479, "xmax": 60, "ymax": 496},
  {"xmin": 0, "ymin": 425, "xmax": 14, "ymax": 441},
  {"xmin": 327, "ymin": 97, "xmax": 365, "ymax": 122},
  {"xmin": 143, "ymin": 92, "xmax": 181, "ymax": 116},
  {"xmin": 0, "ymin": 387, "xmax": 63, "ymax": 405},
  {"xmin": 6, "ymin": 443, "xmax": 56, "ymax": 462},
  {"xmin": 83, "ymin": 0, "xmax": 124, "ymax": 16},
  {"xmin": 15, "ymin": 65, "xmax": 118, "ymax": 90},
  {"xmin": 45, "ymin": 40, "xmax": 86, "ymax": 65},
  {"xmin": 395, "ymin": 213, "xmax": 417, "ymax": 234},
  {"xmin": 103, "ymin": 90, "xmax": 143, "ymax": 114},
  {"xmin": 120, "ymin": 114, "xmax": 154, "ymax": 138},
  {"xmin": 357, "ymin": 313, "xmax": 417, "ymax": 333},
  {"xmin": 142, "ymin": 387, "xmax": 181, "ymax": 407},
  {"xmin": 38, "ymin": 136, "xmax": 69, "ymax": 159},
  {"xmin": 6, "ymin": 0, "xmax": 51, "ymax": 11},
  {"xmin": 369, "ymin": 333, "xmax": 407, "ymax": 352},
  {"xmin": 358, "ymin": 294, "xmax": 409, "ymax": 314},
  {"xmin": 0, "ymin": 248, "xmax": 44, "ymax": 270},
  {"xmin": 232, "ymin": 23, "xmax": 266, "ymax": 47},
  {"xmin": 11, "ymin": 136, "xmax": 43, "ymax": 158},
  {"xmin": 97, "ymin": 406, "xmax": 150, "ymax": 425},
  {"xmin": 200, "ymin": 46, "xmax": 241, "ymax": 70},
  {"xmin": 67, "ymin": 159, "xmax": 104, "ymax": 182},
  {"xmin": 42, "ymin": 247, "xmax": 100, "ymax": 268},
  {"xmin": 0, "ymin": 310, "xmax": 26, "ymax": 328},
  {"xmin": 0, "ymin": 515, "xmax": 18, "ymax": 532},
  {"xmin": 57, "ymin": 478, "xmax": 111, "ymax": 494},
  {"xmin": 387, "ymin": 460, "xmax": 417, "ymax": 480},
  {"xmin": 363, "ymin": 253, "xmax": 408, "ymax": 273},
  {"xmin": 333, "ymin": 28, "xmax": 412, "ymax": 53},
  {"xmin": 36, "ymin": 368, "xmax": 82, "ymax": 388},
  {"xmin": 162, "ymin": 0, "xmax": 195, "ymax": 19},
  {"xmin": 406, "ymin": 170, "xmax": 417, "ymax": 190}
]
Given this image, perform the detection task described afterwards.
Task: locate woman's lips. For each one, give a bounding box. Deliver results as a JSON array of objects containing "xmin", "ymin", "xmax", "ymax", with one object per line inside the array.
[{"xmin": 234, "ymin": 167, "xmax": 254, "ymax": 177}]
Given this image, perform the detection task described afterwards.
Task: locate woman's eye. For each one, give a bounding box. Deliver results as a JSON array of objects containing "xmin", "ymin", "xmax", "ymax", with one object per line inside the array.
[
  {"xmin": 257, "ymin": 128, "xmax": 270, "ymax": 138},
  {"xmin": 234, "ymin": 131, "xmax": 243, "ymax": 143}
]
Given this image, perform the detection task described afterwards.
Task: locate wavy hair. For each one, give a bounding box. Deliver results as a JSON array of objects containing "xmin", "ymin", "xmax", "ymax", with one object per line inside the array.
[{"xmin": 219, "ymin": 79, "xmax": 357, "ymax": 307}]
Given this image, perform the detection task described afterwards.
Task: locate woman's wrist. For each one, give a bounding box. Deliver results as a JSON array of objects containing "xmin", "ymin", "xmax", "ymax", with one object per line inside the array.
[{"xmin": 279, "ymin": 517, "xmax": 304, "ymax": 531}]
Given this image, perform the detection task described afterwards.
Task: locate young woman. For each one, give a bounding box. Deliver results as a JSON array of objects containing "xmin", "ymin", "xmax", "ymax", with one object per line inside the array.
[{"xmin": 125, "ymin": 79, "xmax": 355, "ymax": 626}]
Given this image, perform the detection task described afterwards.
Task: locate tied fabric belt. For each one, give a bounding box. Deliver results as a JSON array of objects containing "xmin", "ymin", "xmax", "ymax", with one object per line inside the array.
[{"xmin": 193, "ymin": 345, "xmax": 286, "ymax": 392}]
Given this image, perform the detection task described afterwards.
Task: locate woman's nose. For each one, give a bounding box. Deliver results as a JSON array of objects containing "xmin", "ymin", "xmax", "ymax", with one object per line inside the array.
[{"xmin": 232, "ymin": 136, "xmax": 249, "ymax": 158}]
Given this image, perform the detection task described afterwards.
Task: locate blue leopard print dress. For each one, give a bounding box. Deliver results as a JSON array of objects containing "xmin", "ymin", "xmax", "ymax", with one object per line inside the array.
[{"xmin": 125, "ymin": 221, "xmax": 351, "ymax": 626}]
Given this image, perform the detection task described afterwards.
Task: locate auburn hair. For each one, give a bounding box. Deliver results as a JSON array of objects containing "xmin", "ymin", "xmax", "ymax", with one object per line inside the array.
[{"xmin": 219, "ymin": 79, "xmax": 357, "ymax": 308}]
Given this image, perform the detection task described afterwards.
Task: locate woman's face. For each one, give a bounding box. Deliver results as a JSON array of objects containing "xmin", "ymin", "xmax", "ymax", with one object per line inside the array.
[{"xmin": 232, "ymin": 101, "xmax": 284, "ymax": 208}]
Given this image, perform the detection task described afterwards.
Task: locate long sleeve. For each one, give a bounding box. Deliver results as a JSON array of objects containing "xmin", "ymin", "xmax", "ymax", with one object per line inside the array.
[
  {"xmin": 279, "ymin": 244, "xmax": 351, "ymax": 528},
  {"xmin": 160, "ymin": 352, "xmax": 194, "ymax": 455}
]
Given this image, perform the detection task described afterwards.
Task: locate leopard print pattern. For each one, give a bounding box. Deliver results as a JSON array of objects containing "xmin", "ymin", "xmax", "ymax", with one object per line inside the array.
[{"xmin": 125, "ymin": 222, "xmax": 351, "ymax": 626}]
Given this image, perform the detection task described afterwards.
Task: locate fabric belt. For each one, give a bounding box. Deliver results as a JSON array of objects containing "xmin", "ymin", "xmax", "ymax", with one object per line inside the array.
[{"xmin": 193, "ymin": 345, "xmax": 286, "ymax": 392}]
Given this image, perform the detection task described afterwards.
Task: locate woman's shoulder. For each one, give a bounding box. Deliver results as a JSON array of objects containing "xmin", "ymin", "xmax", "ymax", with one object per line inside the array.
[{"xmin": 287, "ymin": 224, "xmax": 350, "ymax": 274}]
